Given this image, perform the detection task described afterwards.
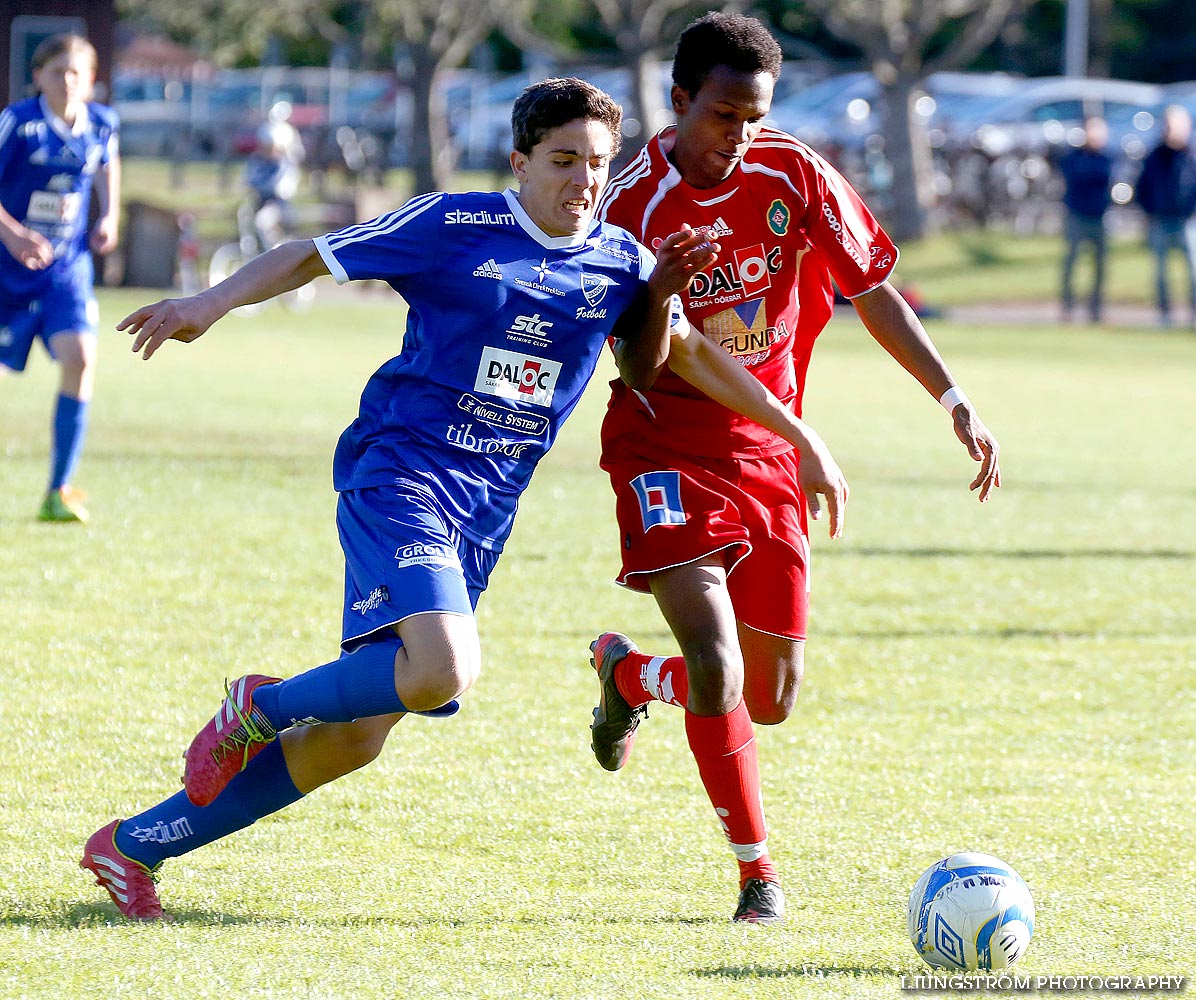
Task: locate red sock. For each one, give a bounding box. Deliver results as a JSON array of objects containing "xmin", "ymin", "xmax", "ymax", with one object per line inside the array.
[
  {"xmin": 685, "ymin": 701, "xmax": 779, "ymax": 888},
  {"xmin": 614, "ymin": 652, "xmax": 689, "ymax": 709}
]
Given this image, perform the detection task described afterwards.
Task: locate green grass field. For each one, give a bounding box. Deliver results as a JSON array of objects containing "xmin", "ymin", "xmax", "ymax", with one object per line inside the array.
[{"xmin": 1, "ymin": 288, "xmax": 1194, "ymax": 999}]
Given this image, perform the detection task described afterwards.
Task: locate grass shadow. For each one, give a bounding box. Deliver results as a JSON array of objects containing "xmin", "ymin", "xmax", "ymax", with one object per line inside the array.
[
  {"xmin": 819, "ymin": 626, "xmax": 1184, "ymax": 640},
  {"xmin": 828, "ymin": 546, "xmax": 1193, "ymax": 561},
  {"xmin": 3, "ymin": 906, "xmax": 728, "ymax": 930},
  {"xmin": 1, "ymin": 902, "xmax": 261, "ymax": 929},
  {"xmin": 694, "ymin": 962, "xmax": 902, "ymax": 981}
]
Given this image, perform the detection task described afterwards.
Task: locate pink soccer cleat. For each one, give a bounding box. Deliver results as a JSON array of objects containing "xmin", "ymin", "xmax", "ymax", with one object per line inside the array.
[
  {"xmin": 80, "ymin": 820, "xmax": 165, "ymax": 921},
  {"xmin": 183, "ymin": 674, "xmax": 281, "ymax": 806}
]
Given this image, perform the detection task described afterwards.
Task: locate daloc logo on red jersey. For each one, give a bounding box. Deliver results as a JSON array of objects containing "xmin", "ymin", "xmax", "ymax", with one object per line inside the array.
[{"xmin": 732, "ymin": 244, "xmax": 773, "ymax": 298}]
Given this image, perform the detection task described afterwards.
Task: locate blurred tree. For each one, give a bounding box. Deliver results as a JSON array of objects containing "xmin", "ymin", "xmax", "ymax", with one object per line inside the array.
[
  {"xmin": 799, "ymin": 0, "xmax": 1031, "ymax": 242},
  {"xmin": 579, "ymin": 0, "xmax": 699, "ymax": 145},
  {"xmin": 368, "ymin": 0, "xmax": 498, "ymax": 193},
  {"xmin": 116, "ymin": 0, "xmax": 355, "ymax": 67},
  {"xmin": 119, "ymin": 0, "xmax": 497, "ymax": 194},
  {"xmin": 502, "ymin": 0, "xmax": 724, "ymax": 151},
  {"xmin": 1104, "ymin": 0, "xmax": 1196, "ymax": 83}
]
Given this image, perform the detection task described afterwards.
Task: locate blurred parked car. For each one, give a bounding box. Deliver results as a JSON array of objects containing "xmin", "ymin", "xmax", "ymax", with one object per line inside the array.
[
  {"xmin": 956, "ymin": 77, "xmax": 1164, "ymax": 158},
  {"xmin": 445, "ymin": 64, "xmax": 675, "ymax": 171},
  {"xmin": 766, "ymin": 70, "xmax": 1026, "ymax": 153},
  {"xmin": 114, "ymin": 66, "xmax": 406, "ymax": 162},
  {"xmin": 111, "ymin": 73, "xmax": 193, "ymax": 156}
]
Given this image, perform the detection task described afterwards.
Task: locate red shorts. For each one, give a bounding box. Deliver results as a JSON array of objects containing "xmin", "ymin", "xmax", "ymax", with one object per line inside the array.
[{"xmin": 602, "ymin": 448, "xmax": 810, "ymax": 639}]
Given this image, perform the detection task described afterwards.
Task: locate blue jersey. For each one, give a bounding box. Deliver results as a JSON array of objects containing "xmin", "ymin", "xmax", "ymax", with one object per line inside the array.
[
  {"xmin": 315, "ymin": 188, "xmax": 672, "ymax": 551},
  {"xmin": 0, "ymin": 96, "xmax": 119, "ymax": 300}
]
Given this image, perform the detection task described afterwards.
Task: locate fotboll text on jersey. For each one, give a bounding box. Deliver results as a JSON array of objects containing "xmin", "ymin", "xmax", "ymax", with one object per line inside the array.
[{"xmin": 688, "ymin": 245, "xmax": 782, "ymax": 301}]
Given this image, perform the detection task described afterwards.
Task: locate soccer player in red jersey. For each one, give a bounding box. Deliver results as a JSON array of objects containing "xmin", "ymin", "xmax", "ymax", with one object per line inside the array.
[{"xmin": 587, "ymin": 12, "xmax": 1001, "ymax": 924}]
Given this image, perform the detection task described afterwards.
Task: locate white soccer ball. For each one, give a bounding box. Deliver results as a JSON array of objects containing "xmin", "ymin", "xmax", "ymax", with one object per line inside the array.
[{"xmin": 907, "ymin": 852, "xmax": 1035, "ymax": 971}]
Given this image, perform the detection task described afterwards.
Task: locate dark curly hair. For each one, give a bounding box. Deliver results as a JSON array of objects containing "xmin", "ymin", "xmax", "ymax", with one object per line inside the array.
[
  {"xmin": 672, "ymin": 12, "xmax": 782, "ymax": 97},
  {"xmin": 511, "ymin": 77, "xmax": 623, "ymax": 156}
]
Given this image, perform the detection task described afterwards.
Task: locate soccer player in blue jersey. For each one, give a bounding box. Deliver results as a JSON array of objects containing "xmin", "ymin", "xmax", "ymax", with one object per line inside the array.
[
  {"xmin": 80, "ymin": 77, "xmax": 848, "ymax": 920},
  {"xmin": 0, "ymin": 33, "xmax": 120, "ymax": 522}
]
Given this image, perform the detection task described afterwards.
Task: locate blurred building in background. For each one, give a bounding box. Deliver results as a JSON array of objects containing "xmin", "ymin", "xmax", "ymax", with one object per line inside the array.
[{"xmin": 0, "ymin": 0, "xmax": 115, "ymax": 106}]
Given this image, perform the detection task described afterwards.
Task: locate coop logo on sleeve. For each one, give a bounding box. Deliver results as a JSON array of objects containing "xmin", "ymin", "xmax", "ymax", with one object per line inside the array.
[{"xmin": 474, "ymin": 346, "xmax": 562, "ymax": 406}]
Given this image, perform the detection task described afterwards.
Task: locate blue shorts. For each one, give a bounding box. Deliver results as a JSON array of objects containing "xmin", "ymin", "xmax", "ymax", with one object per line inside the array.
[
  {"xmin": 0, "ymin": 257, "xmax": 98, "ymax": 373},
  {"xmin": 337, "ymin": 484, "xmax": 500, "ymax": 652}
]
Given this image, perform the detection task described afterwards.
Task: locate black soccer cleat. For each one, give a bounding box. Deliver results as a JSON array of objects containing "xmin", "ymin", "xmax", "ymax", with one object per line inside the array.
[
  {"xmin": 733, "ymin": 879, "xmax": 786, "ymax": 925},
  {"xmin": 588, "ymin": 632, "xmax": 647, "ymax": 772}
]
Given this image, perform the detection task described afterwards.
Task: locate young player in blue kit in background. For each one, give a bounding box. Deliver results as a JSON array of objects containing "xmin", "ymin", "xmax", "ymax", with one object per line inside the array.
[
  {"xmin": 0, "ymin": 33, "xmax": 120, "ymax": 522},
  {"xmin": 80, "ymin": 78, "xmax": 848, "ymax": 920}
]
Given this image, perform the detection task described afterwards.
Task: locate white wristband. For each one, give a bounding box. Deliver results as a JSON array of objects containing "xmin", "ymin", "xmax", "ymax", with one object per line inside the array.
[{"xmin": 938, "ymin": 386, "xmax": 970, "ymax": 414}]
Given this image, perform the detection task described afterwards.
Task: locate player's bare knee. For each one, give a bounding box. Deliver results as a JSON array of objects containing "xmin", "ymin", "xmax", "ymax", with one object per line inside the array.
[
  {"xmin": 743, "ymin": 655, "xmax": 803, "ymax": 724},
  {"xmin": 680, "ymin": 637, "xmax": 744, "ymax": 713},
  {"xmin": 337, "ymin": 718, "xmax": 393, "ymax": 768},
  {"xmin": 679, "ymin": 629, "xmax": 741, "ymax": 675},
  {"xmin": 401, "ymin": 647, "xmax": 479, "ymax": 710},
  {"xmin": 746, "ymin": 694, "xmax": 795, "ymax": 726}
]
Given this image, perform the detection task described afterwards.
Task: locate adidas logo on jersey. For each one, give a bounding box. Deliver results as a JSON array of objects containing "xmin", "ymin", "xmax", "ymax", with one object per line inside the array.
[
  {"xmin": 473, "ymin": 258, "xmax": 503, "ymax": 279},
  {"xmin": 707, "ymin": 217, "xmax": 734, "ymax": 238}
]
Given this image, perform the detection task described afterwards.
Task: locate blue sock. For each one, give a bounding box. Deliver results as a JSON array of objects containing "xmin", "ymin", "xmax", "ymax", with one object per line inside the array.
[
  {"xmin": 50, "ymin": 393, "xmax": 89, "ymax": 491},
  {"xmin": 252, "ymin": 639, "xmax": 407, "ymax": 730},
  {"xmin": 113, "ymin": 740, "xmax": 303, "ymax": 870}
]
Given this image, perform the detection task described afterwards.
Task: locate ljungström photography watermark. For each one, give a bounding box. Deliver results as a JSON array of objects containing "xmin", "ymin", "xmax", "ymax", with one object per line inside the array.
[{"xmin": 900, "ymin": 973, "xmax": 1187, "ymax": 993}]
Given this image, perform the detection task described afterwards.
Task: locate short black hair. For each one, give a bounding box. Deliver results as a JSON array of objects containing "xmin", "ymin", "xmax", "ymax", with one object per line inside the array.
[
  {"xmin": 511, "ymin": 77, "xmax": 623, "ymax": 156},
  {"xmin": 672, "ymin": 12, "xmax": 782, "ymax": 97}
]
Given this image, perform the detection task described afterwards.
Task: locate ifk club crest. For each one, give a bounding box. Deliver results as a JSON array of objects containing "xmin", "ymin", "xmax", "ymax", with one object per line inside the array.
[
  {"xmin": 767, "ymin": 199, "xmax": 791, "ymax": 236},
  {"xmin": 581, "ymin": 271, "xmax": 612, "ymax": 306}
]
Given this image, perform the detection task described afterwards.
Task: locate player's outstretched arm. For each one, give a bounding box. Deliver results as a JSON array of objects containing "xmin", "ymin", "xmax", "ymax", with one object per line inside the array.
[
  {"xmin": 667, "ymin": 323, "xmax": 849, "ymax": 538},
  {"xmin": 118, "ymin": 239, "xmax": 330, "ymax": 360},
  {"xmin": 852, "ymin": 281, "xmax": 1001, "ymax": 502},
  {"xmin": 612, "ymin": 226, "xmax": 718, "ymax": 389}
]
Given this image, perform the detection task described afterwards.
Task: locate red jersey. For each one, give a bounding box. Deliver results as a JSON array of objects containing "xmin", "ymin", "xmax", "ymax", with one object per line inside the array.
[{"xmin": 597, "ymin": 125, "xmax": 898, "ymax": 460}]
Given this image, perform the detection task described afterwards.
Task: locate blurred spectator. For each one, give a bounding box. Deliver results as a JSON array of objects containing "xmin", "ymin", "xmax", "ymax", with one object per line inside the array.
[
  {"xmin": 244, "ymin": 106, "xmax": 304, "ymax": 246},
  {"xmin": 1135, "ymin": 104, "xmax": 1196, "ymax": 329},
  {"xmin": 1058, "ymin": 116, "xmax": 1113, "ymax": 324}
]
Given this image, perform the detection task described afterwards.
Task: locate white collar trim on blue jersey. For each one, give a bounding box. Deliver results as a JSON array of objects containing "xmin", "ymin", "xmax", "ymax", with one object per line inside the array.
[
  {"xmin": 503, "ymin": 188, "xmax": 595, "ymax": 250},
  {"xmin": 39, "ymin": 94, "xmax": 90, "ymax": 140},
  {"xmin": 39, "ymin": 95, "xmax": 89, "ymax": 141}
]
